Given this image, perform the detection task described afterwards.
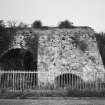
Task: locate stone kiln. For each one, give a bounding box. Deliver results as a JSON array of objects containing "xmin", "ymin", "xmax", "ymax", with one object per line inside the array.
[{"xmin": 0, "ymin": 28, "xmax": 104, "ymax": 83}]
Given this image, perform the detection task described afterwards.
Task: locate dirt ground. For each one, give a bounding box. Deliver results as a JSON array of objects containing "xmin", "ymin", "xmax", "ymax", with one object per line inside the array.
[{"xmin": 0, "ymin": 99, "xmax": 105, "ymax": 105}]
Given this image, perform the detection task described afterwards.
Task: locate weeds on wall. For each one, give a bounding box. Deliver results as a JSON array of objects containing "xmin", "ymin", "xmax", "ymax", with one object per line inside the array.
[{"xmin": 71, "ymin": 35, "xmax": 88, "ymax": 52}]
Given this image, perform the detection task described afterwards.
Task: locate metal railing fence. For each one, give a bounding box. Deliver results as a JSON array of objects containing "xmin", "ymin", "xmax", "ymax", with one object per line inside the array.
[{"xmin": 0, "ymin": 71, "xmax": 105, "ymax": 92}]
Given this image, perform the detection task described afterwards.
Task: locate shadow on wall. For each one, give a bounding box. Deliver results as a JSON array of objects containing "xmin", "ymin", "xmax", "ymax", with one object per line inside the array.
[{"xmin": 95, "ymin": 33, "xmax": 105, "ymax": 67}]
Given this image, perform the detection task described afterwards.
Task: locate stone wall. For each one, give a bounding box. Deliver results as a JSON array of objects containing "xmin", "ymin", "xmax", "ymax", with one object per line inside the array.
[
  {"xmin": 0, "ymin": 28, "xmax": 104, "ymax": 83},
  {"xmin": 37, "ymin": 28, "xmax": 105, "ymax": 83}
]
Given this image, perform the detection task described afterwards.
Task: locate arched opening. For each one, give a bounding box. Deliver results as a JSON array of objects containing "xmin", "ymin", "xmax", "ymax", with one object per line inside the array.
[
  {"xmin": 0, "ymin": 48, "xmax": 38, "ymax": 89},
  {"xmin": 54, "ymin": 73, "xmax": 83, "ymax": 89},
  {"xmin": 0, "ymin": 48, "xmax": 37, "ymax": 71}
]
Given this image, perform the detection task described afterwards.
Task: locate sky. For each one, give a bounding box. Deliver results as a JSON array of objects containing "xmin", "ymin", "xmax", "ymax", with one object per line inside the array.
[{"xmin": 0, "ymin": 0, "xmax": 105, "ymax": 32}]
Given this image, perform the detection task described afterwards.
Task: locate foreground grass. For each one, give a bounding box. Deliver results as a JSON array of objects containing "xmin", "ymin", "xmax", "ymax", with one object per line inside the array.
[
  {"xmin": 66, "ymin": 88, "xmax": 105, "ymax": 97},
  {"xmin": 0, "ymin": 88, "xmax": 105, "ymax": 99}
]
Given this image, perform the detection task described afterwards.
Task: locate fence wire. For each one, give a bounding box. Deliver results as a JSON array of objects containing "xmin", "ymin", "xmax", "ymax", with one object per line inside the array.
[{"xmin": 0, "ymin": 71, "xmax": 105, "ymax": 92}]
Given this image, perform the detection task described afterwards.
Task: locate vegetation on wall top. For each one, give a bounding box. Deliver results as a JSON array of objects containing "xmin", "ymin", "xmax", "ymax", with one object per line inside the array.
[{"xmin": 58, "ymin": 20, "xmax": 74, "ymax": 28}]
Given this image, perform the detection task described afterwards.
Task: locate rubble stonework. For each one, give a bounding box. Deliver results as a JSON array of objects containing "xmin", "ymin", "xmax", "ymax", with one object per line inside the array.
[
  {"xmin": 37, "ymin": 28, "xmax": 105, "ymax": 82},
  {"xmin": 2, "ymin": 28, "xmax": 105, "ymax": 83}
]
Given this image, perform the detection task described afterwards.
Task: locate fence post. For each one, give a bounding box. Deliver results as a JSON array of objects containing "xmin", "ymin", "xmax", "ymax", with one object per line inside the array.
[
  {"xmin": 95, "ymin": 72, "xmax": 98, "ymax": 91},
  {"xmin": 12, "ymin": 71, "xmax": 15, "ymax": 92}
]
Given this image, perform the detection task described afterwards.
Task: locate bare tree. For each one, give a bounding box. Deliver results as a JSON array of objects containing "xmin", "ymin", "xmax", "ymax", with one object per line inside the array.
[{"xmin": 7, "ymin": 20, "xmax": 17, "ymax": 28}]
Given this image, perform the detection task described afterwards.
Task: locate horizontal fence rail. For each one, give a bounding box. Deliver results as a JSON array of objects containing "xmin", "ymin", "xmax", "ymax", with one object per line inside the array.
[{"xmin": 0, "ymin": 71, "xmax": 105, "ymax": 92}]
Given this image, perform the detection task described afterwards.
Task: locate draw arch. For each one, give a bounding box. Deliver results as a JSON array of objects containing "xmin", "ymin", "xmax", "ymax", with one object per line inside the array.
[
  {"xmin": 0, "ymin": 48, "xmax": 37, "ymax": 71},
  {"xmin": 54, "ymin": 73, "xmax": 83, "ymax": 89},
  {"xmin": 0, "ymin": 48, "xmax": 38, "ymax": 89}
]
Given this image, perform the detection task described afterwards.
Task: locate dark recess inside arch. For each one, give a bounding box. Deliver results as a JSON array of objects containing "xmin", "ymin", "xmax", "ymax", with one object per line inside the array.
[
  {"xmin": 0, "ymin": 48, "xmax": 37, "ymax": 71},
  {"xmin": 55, "ymin": 73, "xmax": 83, "ymax": 88}
]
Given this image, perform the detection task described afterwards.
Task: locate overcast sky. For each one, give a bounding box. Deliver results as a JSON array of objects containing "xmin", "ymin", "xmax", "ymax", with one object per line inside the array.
[{"xmin": 0, "ymin": 0, "xmax": 105, "ymax": 32}]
